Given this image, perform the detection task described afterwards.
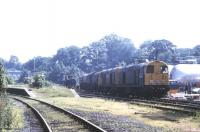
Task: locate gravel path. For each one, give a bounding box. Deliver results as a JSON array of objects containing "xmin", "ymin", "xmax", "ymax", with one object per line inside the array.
[{"xmin": 65, "ymin": 108, "xmax": 164, "ymax": 132}]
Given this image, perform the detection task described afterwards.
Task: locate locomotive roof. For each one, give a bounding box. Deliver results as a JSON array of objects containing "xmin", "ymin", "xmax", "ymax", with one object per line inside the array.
[
  {"xmin": 82, "ymin": 72, "xmax": 95, "ymax": 77},
  {"xmin": 94, "ymin": 66, "xmax": 123, "ymax": 74},
  {"xmin": 82, "ymin": 61, "xmax": 168, "ymax": 77}
]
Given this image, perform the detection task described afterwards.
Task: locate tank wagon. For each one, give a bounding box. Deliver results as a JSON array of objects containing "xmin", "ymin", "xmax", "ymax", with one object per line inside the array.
[
  {"xmin": 80, "ymin": 61, "xmax": 169, "ymax": 98},
  {"xmin": 170, "ymin": 64, "xmax": 200, "ymax": 92}
]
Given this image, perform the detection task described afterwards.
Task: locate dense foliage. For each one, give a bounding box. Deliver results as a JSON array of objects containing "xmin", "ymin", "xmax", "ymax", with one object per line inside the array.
[
  {"xmin": 0, "ymin": 63, "xmax": 7, "ymax": 94},
  {"xmin": 2, "ymin": 34, "xmax": 200, "ymax": 86},
  {"xmin": 31, "ymin": 74, "xmax": 51, "ymax": 88},
  {"xmin": 0, "ymin": 97, "xmax": 13, "ymax": 129}
]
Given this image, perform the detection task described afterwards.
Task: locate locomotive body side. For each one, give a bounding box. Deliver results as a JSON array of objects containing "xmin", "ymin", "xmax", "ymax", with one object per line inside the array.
[
  {"xmin": 79, "ymin": 61, "xmax": 169, "ymax": 98},
  {"xmin": 79, "ymin": 72, "xmax": 94, "ymax": 92}
]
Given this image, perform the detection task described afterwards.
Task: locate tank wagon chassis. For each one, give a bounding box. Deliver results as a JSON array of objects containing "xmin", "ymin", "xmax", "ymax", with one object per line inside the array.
[{"xmin": 80, "ymin": 61, "xmax": 169, "ymax": 98}]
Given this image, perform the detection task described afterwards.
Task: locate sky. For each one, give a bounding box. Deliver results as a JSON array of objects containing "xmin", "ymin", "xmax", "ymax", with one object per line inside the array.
[{"xmin": 0, "ymin": 0, "xmax": 200, "ymax": 63}]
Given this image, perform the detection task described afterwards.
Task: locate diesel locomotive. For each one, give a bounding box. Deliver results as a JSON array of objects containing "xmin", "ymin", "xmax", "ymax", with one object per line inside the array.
[{"xmin": 80, "ymin": 61, "xmax": 169, "ymax": 98}]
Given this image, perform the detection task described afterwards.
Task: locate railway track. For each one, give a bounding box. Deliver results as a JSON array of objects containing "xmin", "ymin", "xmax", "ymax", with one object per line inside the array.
[
  {"xmin": 12, "ymin": 96, "xmax": 106, "ymax": 132},
  {"xmin": 13, "ymin": 98, "xmax": 52, "ymax": 132},
  {"xmin": 158, "ymin": 98, "xmax": 200, "ymax": 107},
  {"xmin": 78, "ymin": 92, "xmax": 200, "ymax": 115}
]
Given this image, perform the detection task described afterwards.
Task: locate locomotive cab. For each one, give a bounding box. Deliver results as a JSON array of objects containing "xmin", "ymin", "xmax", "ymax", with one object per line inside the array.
[
  {"xmin": 144, "ymin": 61, "xmax": 169, "ymax": 86},
  {"xmin": 143, "ymin": 61, "xmax": 169, "ymax": 97}
]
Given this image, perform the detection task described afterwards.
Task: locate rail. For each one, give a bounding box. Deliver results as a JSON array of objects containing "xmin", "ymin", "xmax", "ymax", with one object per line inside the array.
[
  {"xmin": 78, "ymin": 92, "xmax": 200, "ymax": 115},
  {"xmin": 14, "ymin": 96, "xmax": 106, "ymax": 132},
  {"xmin": 12, "ymin": 97, "xmax": 52, "ymax": 132}
]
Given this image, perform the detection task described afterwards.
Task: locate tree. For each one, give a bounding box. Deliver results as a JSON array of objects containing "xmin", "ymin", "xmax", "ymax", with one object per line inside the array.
[
  {"xmin": 193, "ymin": 45, "xmax": 200, "ymax": 56},
  {"xmin": 23, "ymin": 56, "xmax": 51, "ymax": 72},
  {"xmin": 47, "ymin": 61, "xmax": 67, "ymax": 84},
  {"xmin": 133, "ymin": 40, "xmax": 153, "ymax": 63},
  {"xmin": 0, "ymin": 63, "xmax": 7, "ymax": 95},
  {"xmin": 150, "ymin": 39, "xmax": 176, "ymax": 60},
  {"xmin": 5, "ymin": 55, "xmax": 21, "ymax": 70},
  {"xmin": 101, "ymin": 34, "xmax": 136, "ymax": 67},
  {"xmin": 47, "ymin": 61, "xmax": 83, "ymax": 85},
  {"xmin": 0, "ymin": 58, "xmax": 5, "ymax": 65},
  {"xmin": 80, "ymin": 42, "xmax": 107, "ymax": 72},
  {"xmin": 53, "ymin": 46, "xmax": 81, "ymax": 66},
  {"xmin": 63, "ymin": 64, "xmax": 84, "ymax": 86},
  {"xmin": 79, "ymin": 34, "xmax": 136, "ymax": 72},
  {"xmin": 176, "ymin": 48, "xmax": 192, "ymax": 58},
  {"xmin": 139, "ymin": 39, "xmax": 176, "ymax": 63},
  {"xmin": 191, "ymin": 45, "xmax": 200, "ymax": 64},
  {"xmin": 18, "ymin": 70, "xmax": 31, "ymax": 84}
]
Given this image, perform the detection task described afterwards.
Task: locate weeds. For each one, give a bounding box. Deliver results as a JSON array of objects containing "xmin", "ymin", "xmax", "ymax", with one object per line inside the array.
[
  {"xmin": 0, "ymin": 96, "xmax": 12, "ymax": 129},
  {"xmin": 33, "ymin": 86, "xmax": 74, "ymax": 98},
  {"xmin": 0, "ymin": 95, "xmax": 24, "ymax": 131},
  {"xmin": 193, "ymin": 112, "xmax": 200, "ymax": 121}
]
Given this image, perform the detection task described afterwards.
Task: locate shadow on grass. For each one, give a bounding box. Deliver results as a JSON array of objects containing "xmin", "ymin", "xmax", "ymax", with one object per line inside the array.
[{"xmin": 141, "ymin": 111, "xmax": 190, "ymax": 121}]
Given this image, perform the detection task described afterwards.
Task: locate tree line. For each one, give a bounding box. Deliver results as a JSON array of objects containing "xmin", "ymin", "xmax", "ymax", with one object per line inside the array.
[{"xmin": 1, "ymin": 33, "xmax": 200, "ymax": 86}]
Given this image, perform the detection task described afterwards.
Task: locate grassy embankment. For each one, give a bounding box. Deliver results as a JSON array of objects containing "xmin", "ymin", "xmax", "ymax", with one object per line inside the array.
[
  {"xmin": 31, "ymin": 85, "xmax": 200, "ymax": 132},
  {"xmin": 0, "ymin": 96, "xmax": 24, "ymax": 131}
]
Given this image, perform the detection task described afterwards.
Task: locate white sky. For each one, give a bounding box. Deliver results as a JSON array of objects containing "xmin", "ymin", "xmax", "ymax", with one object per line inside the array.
[{"xmin": 0, "ymin": 0, "xmax": 200, "ymax": 63}]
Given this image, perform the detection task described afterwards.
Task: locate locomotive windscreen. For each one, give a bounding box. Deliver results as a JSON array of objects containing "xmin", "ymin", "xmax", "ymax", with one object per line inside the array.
[
  {"xmin": 160, "ymin": 65, "xmax": 168, "ymax": 74},
  {"xmin": 146, "ymin": 65, "xmax": 154, "ymax": 73}
]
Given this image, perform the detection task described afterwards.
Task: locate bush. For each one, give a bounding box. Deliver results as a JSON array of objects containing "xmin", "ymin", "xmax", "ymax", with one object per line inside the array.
[
  {"xmin": 0, "ymin": 63, "xmax": 7, "ymax": 95},
  {"xmin": 0, "ymin": 96, "xmax": 12, "ymax": 129},
  {"xmin": 23, "ymin": 77, "xmax": 32, "ymax": 84},
  {"xmin": 6, "ymin": 76, "xmax": 14, "ymax": 85},
  {"xmin": 0, "ymin": 95, "xmax": 24, "ymax": 130},
  {"xmin": 31, "ymin": 74, "xmax": 51, "ymax": 88}
]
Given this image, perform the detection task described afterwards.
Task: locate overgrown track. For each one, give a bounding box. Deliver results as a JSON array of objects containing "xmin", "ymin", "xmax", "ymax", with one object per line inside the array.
[
  {"xmin": 78, "ymin": 92, "xmax": 200, "ymax": 115},
  {"xmin": 12, "ymin": 96, "xmax": 106, "ymax": 132},
  {"xmin": 158, "ymin": 98, "xmax": 200, "ymax": 107},
  {"xmin": 13, "ymin": 97, "xmax": 52, "ymax": 132}
]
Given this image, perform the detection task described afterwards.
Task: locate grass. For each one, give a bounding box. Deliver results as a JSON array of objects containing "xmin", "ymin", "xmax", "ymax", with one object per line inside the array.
[
  {"xmin": 0, "ymin": 97, "xmax": 24, "ymax": 131},
  {"xmin": 37, "ymin": 96, "xmax": 200, "ymax": 132},
  {"xmin": 12, "ymin": 84, "xmax": 200, "ymax": 131},
  {"xmin": 23, "ymin": 99, "xmax": 85, "ymax": 131},
  {"xmin": 192, "ymin": 112, "xmax": 200, "ymax": 127},
  {"xmin": 32, "ymin": 85, "xmax": 74, "ymax": 98},
  {"xmin": 193, "ymin": 111, "xmax": 200, "ymax": 121},
  {"xmin": 10, "ymin": 106, "xmax": 24, "ymax": 129}
]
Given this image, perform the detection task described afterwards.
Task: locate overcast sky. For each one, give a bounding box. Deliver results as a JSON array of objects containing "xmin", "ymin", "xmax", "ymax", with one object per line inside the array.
[{"xmin": 0, "ymin": 0, "xmax": 200, "ymax": 62}]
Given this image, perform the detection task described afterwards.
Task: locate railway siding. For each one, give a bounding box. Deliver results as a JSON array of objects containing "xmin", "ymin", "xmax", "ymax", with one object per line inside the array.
[
  {"xmin": 79, "ymin": 92, "xmax": 200, "ymax": 115},
  {"xmin": 12, "ymin": 98, "xmax": 51, "ymax": 132},
  {"xmin": 12, "ymin": 96, "xmax": 106, "ymax": 132}
]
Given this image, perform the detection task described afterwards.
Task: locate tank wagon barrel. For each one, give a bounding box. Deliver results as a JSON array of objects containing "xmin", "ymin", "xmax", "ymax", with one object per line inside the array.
[
  {"xmin": 80, "ymin": 61, "xmax": 169, "ymax": 98},
  {"xmin": 169, "ymin": 64, "xmax": 200, "ymax": 94}
]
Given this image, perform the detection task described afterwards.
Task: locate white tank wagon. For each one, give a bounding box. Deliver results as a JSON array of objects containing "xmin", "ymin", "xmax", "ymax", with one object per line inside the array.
[
  {"xmin": 168, "ymin": 65, "xmax": 175, "ymax": 76},
  {"xmin": 170, "ymin": 64, "xmax": 200, "ymax": 88}
]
